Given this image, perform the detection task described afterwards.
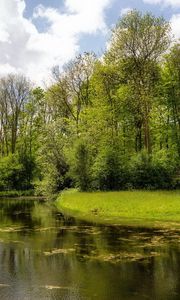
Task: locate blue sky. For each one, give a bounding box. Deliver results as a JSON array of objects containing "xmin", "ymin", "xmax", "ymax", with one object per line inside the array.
[
  {"xmin": 24, "ymin": 0, "xmax": 180, "ymax": 53},
  {"xmin": 0, "ymin": 0, "xmax": 179, "ymax": 84},
  {"xmin": 24, "ymin": 0, "xmax": 179, "ymax": 20}
]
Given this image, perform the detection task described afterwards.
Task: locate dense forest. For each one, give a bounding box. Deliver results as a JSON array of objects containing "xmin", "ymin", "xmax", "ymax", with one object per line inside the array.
[{"xmin": 0, "ymin": 10, "xmax": 179, "ymax": 196}]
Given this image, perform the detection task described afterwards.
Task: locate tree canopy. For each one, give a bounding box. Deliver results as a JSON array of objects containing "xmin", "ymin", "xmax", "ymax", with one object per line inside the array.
[{"xmin": 0, "ymin": 10, "xmax": 179, "ymax": 195}]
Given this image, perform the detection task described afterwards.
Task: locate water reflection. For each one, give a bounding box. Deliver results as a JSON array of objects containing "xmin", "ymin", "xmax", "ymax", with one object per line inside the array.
[{"xmin": 0, "ymin": 199, "xmax": 179, "ymax": 299}]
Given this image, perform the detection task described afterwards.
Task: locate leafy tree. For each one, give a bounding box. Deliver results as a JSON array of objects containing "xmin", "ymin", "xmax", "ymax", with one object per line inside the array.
[
  {"xmin": 162, "ymin": 43, "xmax": 180, "ymax": 157},
  {"xmin": 106, "ymin": 10, "xmax": 171, "ymax": 153}
]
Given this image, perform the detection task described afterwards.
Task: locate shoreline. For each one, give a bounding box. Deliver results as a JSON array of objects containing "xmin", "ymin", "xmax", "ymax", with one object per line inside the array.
[
  {"xmin": 0, "ymin": 190, "xmax": 45, "ymax": 200},
  {"xmin": 0, "ymin": 196, "xmax": 46, "ymax": 200}
]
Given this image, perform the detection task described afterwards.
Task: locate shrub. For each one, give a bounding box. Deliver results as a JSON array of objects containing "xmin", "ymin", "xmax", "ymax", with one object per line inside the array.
[
  {"xmin": 130, "ymin": 151, "xmax": 174, "ymax": 189},
  {"xmin": 0, "ymin": 154, "xmax": 28, "ymax": 191},
  {"xmin": 92, "ymin": 147, "xmax": 129, "ymax": 191}
]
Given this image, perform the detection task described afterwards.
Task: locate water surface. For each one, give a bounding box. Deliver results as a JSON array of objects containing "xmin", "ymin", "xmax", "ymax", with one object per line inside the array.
[{"xmin": 0, "ymin": 198, "xmax": 180, "ymax": 300}]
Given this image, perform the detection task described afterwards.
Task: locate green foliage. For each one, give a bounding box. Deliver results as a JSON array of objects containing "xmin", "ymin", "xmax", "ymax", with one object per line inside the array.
[
  {"xmin": 36, "ymin": 155, "xmax": 71, "ymax": 197},
  {"xmin": 18, "ymin": 152, "xmax": 36, "ymax": 187},
  {"xmin": 130, "ymin": 151, "xmax": 174, "ymax": 189},
  {"xmin": 107, "ymin": 10, "xmax": 170, "ymax": 64},
  {"xmin": 0, "ymin": 154, "xmax": 32, "ymax": 191},
  {"xmin": 92, "ymin": 146, "xmax": 129, "ymax": 190},
  {"xmin": 0, "ymin": 11, "xmax": 179, "ymax": 196},
  {"xmin": 72, "ymin": 142, "xmax": 91, "ymax": 191},
  {"xmin": 35, "ymin": 122, "xmax": 72, "ymax": 196}
]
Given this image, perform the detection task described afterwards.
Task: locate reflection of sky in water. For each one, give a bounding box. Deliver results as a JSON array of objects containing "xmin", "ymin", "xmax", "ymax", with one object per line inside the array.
[{"xmin": 0, "ymin": 199, "xmax": 179, "ymax": 300}]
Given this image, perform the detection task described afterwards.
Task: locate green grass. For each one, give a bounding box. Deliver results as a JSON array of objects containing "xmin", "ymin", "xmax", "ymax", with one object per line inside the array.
[{"xmin": 56, "ymin": 189, "xmax": 180, "ymax": 228}]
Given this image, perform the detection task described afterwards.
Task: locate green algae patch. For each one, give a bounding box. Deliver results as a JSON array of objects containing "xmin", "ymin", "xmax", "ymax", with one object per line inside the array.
[
  {"xmin": 82, "ymin": 251, "xmax": 161, "ymax": 264},
  {"xmin": 56, "ymin": 190, "xmax": 180, "ymax": 228},
  {"xmin": 44, "ymin": 248, "xmax": 75, "ymax": 256},
  {"xmin": 42, "ymin": 285, "xmax": 73, "ymax": 290}
]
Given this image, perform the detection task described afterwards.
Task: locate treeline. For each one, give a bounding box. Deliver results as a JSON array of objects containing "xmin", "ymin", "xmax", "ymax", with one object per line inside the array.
[{"xmin": 0, "ymin": 10, "xmax": 179, "ymax": 195}]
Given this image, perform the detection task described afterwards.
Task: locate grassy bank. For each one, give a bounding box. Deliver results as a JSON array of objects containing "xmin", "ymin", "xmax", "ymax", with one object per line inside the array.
[{"xmin": 56, "ymin": 189, "xmax": 180, "ymax": 228}]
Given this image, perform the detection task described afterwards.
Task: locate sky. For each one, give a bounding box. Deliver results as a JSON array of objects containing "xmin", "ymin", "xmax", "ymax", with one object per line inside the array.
[{"xmin": 0, "ymin": 0, "xmax": 179, "ymax": 85}]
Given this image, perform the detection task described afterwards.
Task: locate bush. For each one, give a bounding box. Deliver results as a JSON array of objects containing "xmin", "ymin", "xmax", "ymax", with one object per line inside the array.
[
  {"xmin": 130, "ymin": 151, "xmax": 174, "ymax": 189},
  {"xmin": 0, "ymin": 154, "xmax": 24, "ymax": 191},
  {"xmin": 35, "ymin": 162, "xmax": 72, "ymax": 198},
  {"xmin": 0, "ymin": 154, "xmax": 36, "ymax": 191},
  {"xmin": 92, "ymin": 147, "xmax": 129, "ymax": 191}
]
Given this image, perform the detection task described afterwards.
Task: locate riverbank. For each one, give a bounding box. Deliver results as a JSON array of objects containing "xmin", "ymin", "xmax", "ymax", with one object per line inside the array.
[
  {"xmin": 56, "ymin": 189, "xmax": 180, "ymax": 228},
  {"xmin": 0, "ymin": 190, "xmax": 35, "ymax": 198},
  {"xmin": 0, "ymin": 190, "xmax": 46, "ymax": 200}
]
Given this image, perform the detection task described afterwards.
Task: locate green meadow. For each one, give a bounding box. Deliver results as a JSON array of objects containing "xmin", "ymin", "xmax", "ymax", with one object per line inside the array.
[{"xmin": 57, "ymin": 190, "xmax": 180, "ymax": 227}]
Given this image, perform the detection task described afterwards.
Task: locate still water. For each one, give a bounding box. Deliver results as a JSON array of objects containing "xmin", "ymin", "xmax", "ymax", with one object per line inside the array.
[{"xmin": 0, "ymin": 198, "xmax": 180, "ymax": 300}]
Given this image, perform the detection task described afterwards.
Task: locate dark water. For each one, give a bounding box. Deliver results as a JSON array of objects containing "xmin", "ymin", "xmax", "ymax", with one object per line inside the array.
[{"xmin": 0, "ymin": 199, "xmax": 180, "ymax": 300}]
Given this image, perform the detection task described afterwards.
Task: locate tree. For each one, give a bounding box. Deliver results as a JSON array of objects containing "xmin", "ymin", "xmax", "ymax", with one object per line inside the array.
[
  {"xmin": 0, "ymin": 74, "xmax": 31, "ymax": 154},
  {"xmin": 106, "ymin": 10, "xmax": 171, "ymax": 153},
  {"xmin": 52, "ymin": 52, "xmax": 96, "ymax": 133},
  {"xmin": 0, "ymin": 11, "xmax": 178, "ymax": 193},
  {"xmin": 162, "ymin": 43, "xmax": 180, "ymax": 158}
]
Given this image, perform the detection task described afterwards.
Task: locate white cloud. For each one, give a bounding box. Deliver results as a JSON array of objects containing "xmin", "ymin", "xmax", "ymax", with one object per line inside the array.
[
  {"xmin": 143, "ymin": 0, "xmax": 180, "ymax": 7},
  {"xmin": 0, "ymin": 0, "xmax": 111, "ymax": 85},
  {"xmin": 120, "ymin": 7, "xmax": 132, "ymax": 16},
  {"xmin": 170, "ymin": 14, "xmax": 180, "ymax": 39}
]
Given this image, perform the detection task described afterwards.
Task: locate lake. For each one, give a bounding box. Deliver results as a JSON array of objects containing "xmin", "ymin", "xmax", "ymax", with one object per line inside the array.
[{"xmin": 0, "ymin": 198, "xmax": 179, "ymax": 300}]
